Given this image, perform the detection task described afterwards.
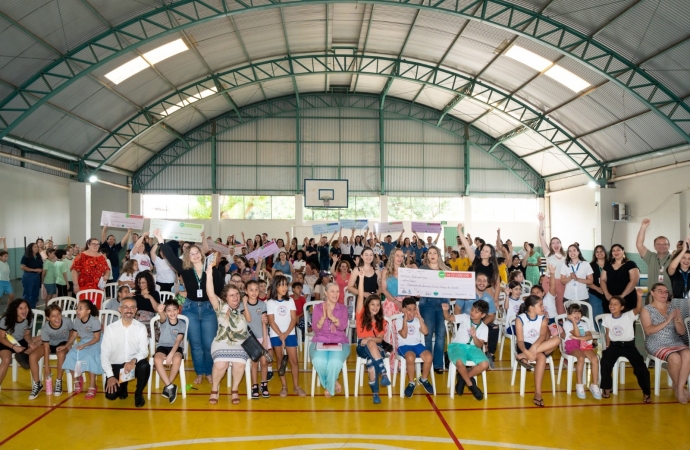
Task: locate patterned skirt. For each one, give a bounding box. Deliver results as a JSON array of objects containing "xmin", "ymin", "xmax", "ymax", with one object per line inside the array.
[{"xmin": 211, "ymin": 340, "xmax": 248, "ymax": 364}]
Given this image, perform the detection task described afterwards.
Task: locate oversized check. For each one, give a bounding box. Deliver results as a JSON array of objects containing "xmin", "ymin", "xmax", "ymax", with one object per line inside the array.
[
  {"xmin": 398, "ymin": 268, "xmax": 475, "ymax": 299},
  {"xmin": 340, "ymin": 219, "xmax": 369, "ymax": 229},
  {"xmin": 150, "ymin": 219, "xmax": 204, "ymax": 241},
  {"xmin": 374, "ymin": 221, "xmax": 404, "ymax": 234},
  {"xmin": 100, "ymin": 211, "xmax": 144, "ymax": 230},
  {"xmin": 246, "ymin": 241, "xmax": 279, "ymax": 261},
  {"xmin": 207, "ymin": 240, "xmax": 231, "ymax": 255},
  {"xmin": 411, "ymin": 222, "xmax": 442, "ymax": 233},
  {"xmin": 312, "ymin": 222, "xmax": 340, "ymax": 235}
]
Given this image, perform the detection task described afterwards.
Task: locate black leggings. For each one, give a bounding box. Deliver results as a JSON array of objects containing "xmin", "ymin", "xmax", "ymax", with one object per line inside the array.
[
  {"xmin": 105, "ymin": 359, "xmax": 151, "ymax": 399},
  {"xmin": 487, "ymin": 321, "xmax": 499, "ymax": 355},
  {"xmin": 600, "ymin": 341, "xmax": 650, "ymax": 395}
]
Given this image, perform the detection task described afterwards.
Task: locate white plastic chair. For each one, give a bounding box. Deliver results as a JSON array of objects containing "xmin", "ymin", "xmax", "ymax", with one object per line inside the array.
[
  {"xmin": 147, "ymin": 314, "xmax": 189, "ymax": 400},
  {"xmin": 353, "ymin": 315, "xmax": 394, "ymax": 398},
  {"xmin": 390, "ymin": 314, "xmax": 436, "ymax": 397},
  {"xmin": 158, "ymin": 292, "xmax": 175, "ymax": 304},
  {"xmin": 509, "ymin": 319, "xmax": 557, "ymax": 397},
  {"xmin": 47, "ymin": 296, "xmax": 77, "ymax": 311},
  {"xmin": 555, "ymin": 314, "xmax": 595, "ymax": 394},
  {"xmin": 226, "ymin": 360, "xmax": 252, "ymax": 399},
  {"xmin": 448, "ymin": 360, "xmax": 488, "ymax": 399},
  {"xmin": 302, "ymin": 300, "xmax": 323, "ymax": 370},
  {"xmin": 310, "ymin": 358, "xmax": 349, "ymax": 398},
  {"xmin": 22, "ymin": 310, "xmax": 44, "ymax": 383},
  {"xmin": 77, "ymin": 289, "xmax": 105, "ymax": 310},
  {"xmin": 344, "ymin": 293, "xmax": 356, "ymax": 341},
  {"xmin": 104, "ymin": 282, "xmax": 118, "ymax": 301},
  {"xmin": 563, "ymin": 300, "xmax": 599, "ymax": 338},
  {"xmin": 98, "ymin": 310, "xmax": 121, "ymax": 327},
  {"xmin": 640, "ymin": 321, "xmax": 673, "ymax": 396},
  {"xmin": 596, "ymin": 313, "xmax": 631, "ymax": 395}
]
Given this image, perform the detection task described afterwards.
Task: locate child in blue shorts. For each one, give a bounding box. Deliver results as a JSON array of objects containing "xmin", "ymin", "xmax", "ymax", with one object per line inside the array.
[
  {"xmin": 0, "ymin": 244, "xmax": 14, "ymax": 302},
  {"xmin": 441, "ymin": 300, "xmax": 489, "ymax": 400},
  {"xmin": 397, "ymin": 297, "xmax": 434, "ymax": 397}
]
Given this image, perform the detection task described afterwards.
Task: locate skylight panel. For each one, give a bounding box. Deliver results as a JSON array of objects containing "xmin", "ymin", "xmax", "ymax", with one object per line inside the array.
[
  {"xmin": 104, "ymin": 39, "xmax": 189, "ymax": 85},
  {"xmin": 143, "ymin": 39, "xmax": 188, "ymax": 65},
  {"xmin": 544, "ymin": 65, "xmax": 591, "ymax": 92},
  {"xmin": 504, "ymin": 45, "xmax": 552, "ymax": 72},
  {"xmin": 104, "ymin": 57, "xmax": 149, "ymax": 84}
]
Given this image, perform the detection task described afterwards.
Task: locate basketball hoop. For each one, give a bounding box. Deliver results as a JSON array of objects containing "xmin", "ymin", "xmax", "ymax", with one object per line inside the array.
[{"xmin": 321, "ymin": 196, "xmax": 332, "ymax": 207}]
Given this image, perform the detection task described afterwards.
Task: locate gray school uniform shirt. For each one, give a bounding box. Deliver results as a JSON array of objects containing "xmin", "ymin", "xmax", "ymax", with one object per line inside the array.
[
  {"xmin": 41, "ymin": 318, "xmax": 73, "ymax": 346},
  {"xmin": 158, "ymin": 318, "xmax": 186, "ymax": 348},
  {"xmin": 72, "ymin": 316, "xmax": 101, "ymax": 341},
  {"xmin": 240, "ymin": 300, "xmax": 267, "ymax": 338},
  {"xmin": 0, "ymin": 317, "xmax": 31, "ymax": 342}
]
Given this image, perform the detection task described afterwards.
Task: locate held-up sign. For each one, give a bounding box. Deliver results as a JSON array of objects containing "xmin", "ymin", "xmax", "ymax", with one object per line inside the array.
[
  {"xmin": 398, "ymin": 268, "xmax": 475, "ymax": 299},
  {"xmin": 100, "ymin": 211, "xmax": 144, "ymax": 230},
  {"xmin": 150, "ymin": 219, "xmax": 204, "ymax": 241}
]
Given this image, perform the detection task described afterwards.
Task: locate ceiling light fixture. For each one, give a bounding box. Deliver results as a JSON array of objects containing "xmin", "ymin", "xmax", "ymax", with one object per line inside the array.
[{"xmin": 105, "ymin": 39, "xmax": 188, "ymax": 85}]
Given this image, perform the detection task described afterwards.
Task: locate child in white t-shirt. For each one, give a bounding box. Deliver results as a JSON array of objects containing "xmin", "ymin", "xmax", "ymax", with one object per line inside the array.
[
  {"xmin": 397, "ymin": 297, "xmax": 433, "ymax": 398},
  {"xmin": 442, "ymin": 300, "xmax": 489, "ymax": 400},
  {"xmin": 503, "ymin": 281, "xmax": 523, "ymax": 335},
  {"xmin": 560, "ymin": 303, "xmax": 601, "ymax": 400},
  {"xmin": 600, "ymin": 289, "xmax": 650, "ymax": 402},
  {"xmin": 266, "ymin": 275, "xmax": 305, "ymax": 398}
]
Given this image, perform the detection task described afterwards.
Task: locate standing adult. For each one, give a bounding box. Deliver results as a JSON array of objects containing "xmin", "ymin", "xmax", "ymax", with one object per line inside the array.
[
  {"xmin": 588, "ymin": 245, "xmax": 608, "ymax": 322},
  {"xmin": 560, "ymin": 244, "xmax": 594, "ymax": 307},
  {"xmin": 538, "ymin": 213, "xmax": 566, "ymax": 314},
  {"xmin": 20, "ymin": 243, "xmax": 43, "ymax": 308},
  {"xmin": 102, "ymin": 297, "xmax": 150, "ymax": 408},
  {"xmin": 309, "ymin": 283, "xmax": 350, "ymax": 397},
  {"xmin": 522, "ymin": 243, "xmax": 541, "ymax": 287},
  {"xmin": 71, "ymin": 238, "xmax": 110, "ymax": 294},
  {"xmin": 381, "ymin": 248, "xmax": 405, "ymax": 365},
  {"xmin": 100, "ymin": 226, "xmax": 132, "ymax": 282},
  {"xmin": 156, "ymin": 229, "xmax": 223, "ymax": 386},
  {"xmin": 347, "ymin": 248, "xmax": 380, "ymax": 297},
  {"xmin": 417, "ymin": 246, "xmax": 450, "ymax": 374},
  {"xmin": 330, "ymin": 256, "xmax": 351, "ymax": 305},
  {"xmin": 601, "ymin": 244, "xmax": 640, "ymax": 314},
  {"xmin": 667, "ymin": 236, "xmax": 690, "ymax": 300},
  {"xmin": 636, "ymin": 219, "xmax": 673, "ymax": 293}
]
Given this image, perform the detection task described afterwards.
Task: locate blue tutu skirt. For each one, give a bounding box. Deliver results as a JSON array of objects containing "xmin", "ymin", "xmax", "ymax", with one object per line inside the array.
[{"xmin": 62, "ymin": 341, "xmax": 104, "ymax": 375}]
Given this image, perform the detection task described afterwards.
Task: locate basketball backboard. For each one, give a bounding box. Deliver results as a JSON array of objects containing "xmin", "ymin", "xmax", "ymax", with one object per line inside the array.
[{"xmin": 304, "ymin": 179, "xmax": 348, "ymax": 208}]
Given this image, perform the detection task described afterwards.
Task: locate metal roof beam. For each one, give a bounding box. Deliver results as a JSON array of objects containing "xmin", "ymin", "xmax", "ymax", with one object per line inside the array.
[
  {"xmin": 488, "ymin": 123, "xmax": 531, "ymax": 153},
  {"xmin": 159, "ymin": 122, "xmax": 190, "ymax": 148},
  {"xmin": 228, "ymin": 16, "xmax": 266, "ymax": 101},
  {"xmin": 279, "ymin": 8, "xmax": 299, "ymax": 107},
  {"xmin": 352, "ymin": 5, "xmax": 375, "ymax": 93},
  {"xmin": 592, "ymin": 0, "xmax": 646, "ymax": 38}
]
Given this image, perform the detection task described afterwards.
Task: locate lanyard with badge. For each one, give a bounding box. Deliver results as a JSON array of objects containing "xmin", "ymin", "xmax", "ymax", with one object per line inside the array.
[
  {"xmin": 681, "ymin": 270, "xmax": 689, "ymax": 299},
  {"xmin": 658, "ymin": 255, "xmax": 670, "ymax": 283},
  {"xmin": 570, "ymin": 263, "xmax": 580, "ymax": 285},
  {"xmin": 467, "ymin": 321, "xmax": 481, "ymax": 344},
  {"xmin": 193, "ymin": 269, "xmax": 203, "ymax": 299}
]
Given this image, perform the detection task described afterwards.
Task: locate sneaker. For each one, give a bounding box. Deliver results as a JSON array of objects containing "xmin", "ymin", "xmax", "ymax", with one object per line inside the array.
[
  {"xmin": 162, "ymin": 385, "xmax": 170, "ymax": 399},
  {"xmin": 168, "ymin": 384, "xmax": 178, "ymax": 404},
  {"xmin": 28, "ymin": 381, "xmax": 43, "ymax": 400},
  {"xmin": 486, "ymin": 352, "xmax": 495, "ymax": 370},
  {"xmin": 380, "ymin": 374, "xmax": 391, "ymax": 388},
  {"xmin": 455, "ymin": 376, "xmax": 466, "ymax": 396},
  {"xmin": 15, "ymin": 352, "xmax": 29, "ymax": 370},
  {"xmin": 74, "ymin": 376, "xmax": 83, "ymax": 394},
  {"xmin": 404, "ymin": 382, "xmax": 416, "ymax": 398},
  {"xmin": 419, "ymin": 378, "xmax": 434, "ymax": 395},
  {"xmin": 267, "ymin": 369, "xmax": 274, "ymax": 382},
  {"xmin": 278, "ymin": 356, "xmax": 288, "ymax": 376},
  {"xmin": 468, "ymin": 378, "xmax": 483, "ymax": 401},
  {"xmin": 135, "ymin": 393, "xmax": 145, "ymax": 408},
  {"xmin": 54, "ymin": 379, "xmax": 63, "ymax": 397},
  {"xmin": 434, "ymin": 368, "xmax": 444, "ymax": 375},
  {"xmin": 372, "ymin": 393, "xmax": 381, "ymax": 404},
  {"xmin": 589, "ymin": 384, "xmax": 602, "ymax": 400},
  {"xmin": 576, "ymin": 384, "xmax": 586, "ymax": 399}
]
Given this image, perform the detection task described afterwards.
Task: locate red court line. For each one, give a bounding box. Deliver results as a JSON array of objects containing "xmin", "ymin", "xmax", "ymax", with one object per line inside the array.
[
  {"xmin": 426, "ymin": 394, "xmax": 464, "ymax": 449},
  {"xmin": 0, "ymin": 404, "xmax": 52, "ymax": 409},
  {"xmin": 437, "ymin": 400, "xmax": 677, "ymax": 412},
  {"xmin": 0, "ymin": 393, "xmax": 76, "ymax": 447}
]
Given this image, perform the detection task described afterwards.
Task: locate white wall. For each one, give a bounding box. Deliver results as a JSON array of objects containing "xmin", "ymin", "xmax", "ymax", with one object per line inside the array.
[
  {"xmin": 90, "ymin": 183, "xmax": 131, "ymax": 243},
  {"xmin": 548, "ymin": 186, "xmax": 598, "ymax": 251}
]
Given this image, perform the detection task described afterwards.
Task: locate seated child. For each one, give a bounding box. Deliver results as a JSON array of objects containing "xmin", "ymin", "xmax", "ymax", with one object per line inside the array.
[
  {"xmin": 28, "ymin": 304, "xmax": 72, "ymax": 399},
  {"xmin": 103, "ymin": 285, "xmax": 131, "ymax": 311},
  {"xmin": 561, "ymin": 303, "xmax": 601, "ymax": 400},
  {"xmin": 397, "ymin": 297, "xmax": 433, "ymax": 397},
  {"xmin": 442, "ymin": 300, "xmax": 489, "ymax": 400},
  {"xmin": 153, "ymin": 300, "xmax": 185, "ymax": 404},
  {"xmin": 504, "ymin": 281, "xmax": 523, "ymax": 335}
]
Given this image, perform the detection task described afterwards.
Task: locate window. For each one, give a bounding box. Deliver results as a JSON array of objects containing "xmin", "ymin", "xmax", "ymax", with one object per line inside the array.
[
  {"xmin": 304, "ymin": 196, "xmax": 380, "ymax": 221},
  {"xmin": 142, "ymin": 195, "xmax": 212, "ymax": 219},
  {"xmin": 388, "ymin": 197, "xmax": 463, "ymax": 221},
  {"xmin": 470, "ymin": 198, "xmax": 538, "ymax": 222},
  {"xmin": 220, "ymin": 196, "xmax": 295, "ymax": 220}
]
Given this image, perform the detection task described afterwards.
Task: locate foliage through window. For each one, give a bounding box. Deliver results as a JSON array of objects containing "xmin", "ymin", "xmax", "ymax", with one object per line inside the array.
[
  {"xmin": 388, "ymin": 197, "xmax": 463, "ymax": 221},
  {"xmin": 220, "ymin": 196, "xmax": 295, "ymax": 220},
  {"xmin": 470, "ymin": 198, "xmax": 538, "ymax": 222},
  {"xmin": 304, "ymin": 197, "xmax": 380, "ymax": 221},
  {"xmin": 142, "ymin": 195, "xmax": 212, "ymax": 219}
]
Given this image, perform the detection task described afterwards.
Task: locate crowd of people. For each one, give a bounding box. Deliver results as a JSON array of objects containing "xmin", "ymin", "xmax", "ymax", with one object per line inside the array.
[{"xmin": 1, "ymin": 215, "xmax": 690, "ymax": 407}]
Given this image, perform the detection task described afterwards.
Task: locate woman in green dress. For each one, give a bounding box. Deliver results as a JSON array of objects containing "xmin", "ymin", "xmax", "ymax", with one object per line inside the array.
[{"xmin": 522, "ymin": 243, "xmax": 541, "ymax": 286}]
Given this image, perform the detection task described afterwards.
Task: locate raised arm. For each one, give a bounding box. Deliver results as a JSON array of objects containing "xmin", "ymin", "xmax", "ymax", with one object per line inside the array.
[
  {"xmin": 495, "ymin": 228, "xmax": 503, "ymax": 255},
  {"xmin": 205, "ymin": 264, "xmax": 220, "ymax": 310},
  {"xmin": 131, "ymin": 232, "xmax": 147, "ymax": 256},
  {"xmin": 396, "ymin": 229, "xmax": 404, "ymax": 244},
  {"xmin": 101, "ymin": 225, "xmax": 107, "ymax": 244},
  {"xmin": 150, "ymin": 243, "xmax": 158, "ymax": 263},
  {"xmin": 537, "ymin": 213, "xmax": 549, "ymax": 255},
  {"xmin": 433, "ymin": 232, "xmax": 440, "ymax": 245},
  {"xmin": 355, "ymin": 268, "xmax": 365, "ymax": 315},
  {"xmin": 155, "ymin": 229, "xmax": 183, "ymax": 273},
  {"xmin": 457, "ymin": 224, "xmax": 475, "ymax": 263},
  {"xmin": 636, "ymin": 219, "xmax": 651, "ymax": 258},
  {"xmin": 632, "ymin": 288, "xmax": 644, "ymax": 316},
  {"xmin": 120, "ymin": 229, "xmax": 132, "ymax": 248},
  {"xmin": 1, "ymin": 237, "xmax": 6, "ymax": 251},
  {"xmin": 668, "ymin": 236, "xmax": 689, "ymax": 276},
  {"xmin": 200, "ymin": 232, "xmax": 209, "ymax": 254}
]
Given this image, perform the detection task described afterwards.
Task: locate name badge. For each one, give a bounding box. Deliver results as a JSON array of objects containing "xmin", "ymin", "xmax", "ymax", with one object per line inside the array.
[{"xmin": 197, "ymin": 289, "xmax": 203, "ymax": 298}]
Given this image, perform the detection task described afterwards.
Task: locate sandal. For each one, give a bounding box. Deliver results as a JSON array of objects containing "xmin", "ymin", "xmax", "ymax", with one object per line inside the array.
[
  {"xmin": 251, "ymin": 384, "xmax": 260, "ymax": 399},
  {"xmin": 643, "ymin": 394, "xmax": 652, "ymax": 404},
  {"xmin": 85, "ymin": 387, "xmax": 97, "ymax": 400},
  {"xmin": 209, "ymin": 390, "xmax": 219, "ymax": 405},
  {"xmin": 279, "ymin": 387, "xmax": 288, "ymax": 398},
  {"xmin": 533, "ymin": 397, "xmax": 544, "ymax": 407},
  {"xmin": 295, "ymin": 386, "xmax": 307, "ymax": 397},
  {"xmin": 518, "ymin": 358, "xmax": 534, "ymax": 371},
  {"xmin": 231, "ymin": 390, "xmax": 240, "ymax": 405},
  {"xmin": 261, "ymin": 381, "xmax": 270, "ymax": 398},
  {"xmin": 601, "ymin": 389, "xmax": 611, "ymax": 399}
]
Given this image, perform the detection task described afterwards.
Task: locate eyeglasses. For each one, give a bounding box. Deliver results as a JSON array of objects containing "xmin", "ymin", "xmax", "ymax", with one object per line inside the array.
[
  {"xmin": 653, "ymin": 289, "xmax": 669, "ymax": 294},
  {"xmin": 121, "ymin": 305, "xmax": 137, "ymax": 310},
  {"xmin": 89, "ymin": 242, "xmax": 99, "ymax": 247}
]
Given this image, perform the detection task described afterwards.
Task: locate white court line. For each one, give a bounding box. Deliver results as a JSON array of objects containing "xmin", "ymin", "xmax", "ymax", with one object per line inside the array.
[{"xmin": 106, "ymin": 434, "xmax": 567, "ymax": 450}]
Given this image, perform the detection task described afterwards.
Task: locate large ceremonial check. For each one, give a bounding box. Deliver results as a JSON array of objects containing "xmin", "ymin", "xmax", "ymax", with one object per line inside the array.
[
  {"xmin": 150, "ymin": 219, "xmax": 204, "ymax": 241},
  {"xmin": 245, "ymin": 241, "xmax": 279, "ymax": 261},
  {"xmin": 312, "ymin": 222, "xmax": 340, "ymax": 234},
  {"xmin": 340, "ymin": 219, "xmax": 369, "ymax": 229},
  {"xmin": 100, "ymin": 211, "xmax": 144, "ymax": 230},
  {"xmin": 398, "ymin": 268, "xmax": 475, "ymax": 299},
  {"xmin": 374, "ymin": 221, "xmax": 404, "ymax": 234},
  {"xmin": 411, "ymin": 222, "xmax": 442, "ymax": 233}
]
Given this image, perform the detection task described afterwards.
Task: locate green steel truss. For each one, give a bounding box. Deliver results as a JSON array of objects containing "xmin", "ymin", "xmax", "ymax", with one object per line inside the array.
[
  {"xmin": 0, "ymin": 0, "xmax": 688, "ymax": 172},
  {"xmin": 132, "ymin": 93, "xmax": 545, "ymax": 195},
  {"xmin": 84, "ymin": 54, "xmax": 604, "ymax": 181}
]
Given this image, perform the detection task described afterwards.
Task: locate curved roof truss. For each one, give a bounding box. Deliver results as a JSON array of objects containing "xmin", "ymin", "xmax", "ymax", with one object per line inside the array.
[
  {"xmin": 132, "ymin": 92, "xmax": 546, "ymax": 195},
  {"xmin": 1, "ymin": 0, "xmax": 688, "ymax": 169}
]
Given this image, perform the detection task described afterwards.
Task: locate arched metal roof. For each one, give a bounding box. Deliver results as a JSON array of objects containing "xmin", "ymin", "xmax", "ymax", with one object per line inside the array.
[{"xmin": 0, "ymin": 0, "xmax": 688, "ymax": 188}]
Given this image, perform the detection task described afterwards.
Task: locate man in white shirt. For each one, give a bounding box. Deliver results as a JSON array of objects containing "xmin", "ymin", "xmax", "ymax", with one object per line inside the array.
[{"xmin": 101, "ymin": 297, "xmax": 150, "ymax": 407}]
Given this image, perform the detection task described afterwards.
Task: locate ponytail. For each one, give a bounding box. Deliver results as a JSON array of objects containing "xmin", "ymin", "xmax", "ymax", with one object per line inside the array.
[{"xmin": 517, "ymin": 295, "xmax": 541, "ymax": 315}]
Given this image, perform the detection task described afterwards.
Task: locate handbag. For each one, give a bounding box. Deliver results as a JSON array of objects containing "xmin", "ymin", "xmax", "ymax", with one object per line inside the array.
[{"xmin": 241, "ymin": 328, "xmax": 273, "ymax": 363}]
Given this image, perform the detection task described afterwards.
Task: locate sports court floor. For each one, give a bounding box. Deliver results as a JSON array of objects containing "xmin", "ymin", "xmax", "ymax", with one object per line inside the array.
[{"xmin": 1, "ymin": 346, "xmax": 689, "ymax": 450}]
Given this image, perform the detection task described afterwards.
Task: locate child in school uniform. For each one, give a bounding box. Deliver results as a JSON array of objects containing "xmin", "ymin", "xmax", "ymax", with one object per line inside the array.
[
  {"xmin": 103, "ymin": 285, "xmax": 131, "ymax": 311},
  {"xmin": 267, "ymin": 275, "xmax": 306, "ymax": 397},
  {"xmin": 561, "ymin": 303, "xmax": 601, "ymax": 399},
  {"xmin": 397, "ymin": 297, "xmax": 434, "ymax": 397},
  {"xmin": 258, "ymin": 279, "xmax": 269, "ymax": 301},
  {"xmin": 54, "ymin": 249, "xmax": 69, "ymax": 297},
  {"xmin": 291, "ymin": 282, "xmax": 307, "ymax": 341},
  {"xmin": 242, "ymin": 280, "xmax": 271, "ymax": 399},
  {"xmin": 600, "ymin": 289, "xmax": 651, "ymax": 402},
  {"xmin": 514, "ymin": 295, "xmax": 561, "ymax": 407},
  {"xmin": 504, "ymin": 281, "xmax": 524, "ymax": 335},
  {"xmin": 28, "ymin": 304, "xmax": 72, "ymax": 399},
  {"xmin": 61, "ymin": 300, "xmax": 103, "ymax": 399},
  {"xmin": 42, "ymin": 248, "xmax": 58, "ymax": 302},
  {"xmin": 153, "ymin": 300, "xmax": 186, "ymax": 404},
  {"xmin": 0, "ymin": 243, "xmax": 14, "ymax": 302},
  {"xmin": 442, "ymin": 300, "xmax": 490, "ymax": 400}
]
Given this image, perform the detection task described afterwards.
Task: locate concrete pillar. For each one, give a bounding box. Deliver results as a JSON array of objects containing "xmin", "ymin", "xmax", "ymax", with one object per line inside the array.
[
  {"xmin": 211, "ymin": 194, "xmax": 220, "ymax": 240},
  {"xmin": 463, "ymin": 196, "xmax": 472, "ymax": 226},
  {"xmin": 130, "ymin": 193, "xmax": 143, "ymax": 215},
  {"xmin": 380, "ymin": 195, "xmax": 388, "ymax": 222},
  {"xmin": 295, "ymin": 194, "xmax": 304, "ymax": 226},
  {"xmin": 69, "ymin": 182, "xmax": 91, "ymax": 244}
]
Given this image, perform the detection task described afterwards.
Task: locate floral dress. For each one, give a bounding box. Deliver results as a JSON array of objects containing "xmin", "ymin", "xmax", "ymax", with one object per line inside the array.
[
  {"xmin": 210, "ymin": 303, "xmax": 249, "ymax": 363},
  {"xmin": 72, "ymin": 253, "xmax": 109, "ymax": 290}
]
